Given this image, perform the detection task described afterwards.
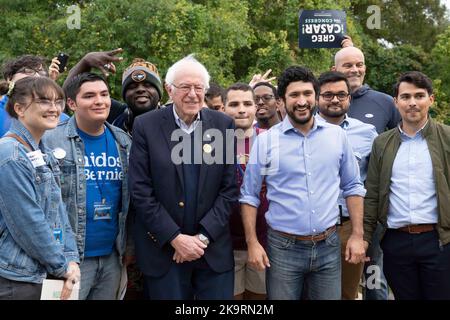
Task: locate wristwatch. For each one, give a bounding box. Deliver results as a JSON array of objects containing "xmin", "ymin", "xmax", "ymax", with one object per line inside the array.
[{"xmin": 198, "ymin": 233, "xmax": 210, "ymax": 246}]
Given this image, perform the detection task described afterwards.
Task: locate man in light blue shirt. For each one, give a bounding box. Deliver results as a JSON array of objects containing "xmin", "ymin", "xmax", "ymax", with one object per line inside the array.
[
  {"xmin": 240, "ymin": 66, "xmax": 367, "ymax": 300},
  {"xmin": 315, "ymin": 71, "xmax": 377, "ymax": 300},
  {"xmin": 364, "ymin": 71, "xmax": 450, "ymax": 300}
]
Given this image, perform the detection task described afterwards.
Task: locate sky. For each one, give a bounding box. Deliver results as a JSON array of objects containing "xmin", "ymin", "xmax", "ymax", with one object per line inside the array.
[{"xmin": 444, "ymin": 0, "xmax": 450, "ymax": 13}]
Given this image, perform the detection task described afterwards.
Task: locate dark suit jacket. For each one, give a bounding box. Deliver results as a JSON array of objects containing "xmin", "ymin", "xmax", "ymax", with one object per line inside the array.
[{"xmin": 129, "ymin": 105, "xmax": 238, "ymax": 277}]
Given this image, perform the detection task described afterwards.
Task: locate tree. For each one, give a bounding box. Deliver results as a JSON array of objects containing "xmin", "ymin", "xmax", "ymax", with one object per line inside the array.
[{"xmin": 351, "ymin": 0, "xmax": 449, "ymax": 51}]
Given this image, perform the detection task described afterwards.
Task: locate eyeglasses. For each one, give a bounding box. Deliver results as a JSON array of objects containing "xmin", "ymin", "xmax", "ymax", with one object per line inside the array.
[
  {"xmin": 319, "ymin": 92, "xmax": 350, "ymax": 101},
  {"xmin": 33, "ymin": 99, "xmax": 65, "ymax": 110},
  {"xmin": 16, "ymin": 67, "xmax": 48, "ymax": 77},
  {"xmin": 172, "ymin": 83, "xmax": 205, "ymax": 94},
  {"xmin": 255, "ymin": 94, "xmax": 275, "ymax": 103}
]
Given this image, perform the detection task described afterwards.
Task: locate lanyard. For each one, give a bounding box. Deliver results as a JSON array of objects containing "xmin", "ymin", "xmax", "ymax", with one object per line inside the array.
[{"xmin": 87, "ymin": 127, "xmax": 109, "ymax": 204}]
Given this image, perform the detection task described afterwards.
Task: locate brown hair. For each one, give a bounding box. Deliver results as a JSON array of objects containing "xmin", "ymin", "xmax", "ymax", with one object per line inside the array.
[{"xmin": 0, "ymin": 77, "xmax": 64, "ymax": 119}]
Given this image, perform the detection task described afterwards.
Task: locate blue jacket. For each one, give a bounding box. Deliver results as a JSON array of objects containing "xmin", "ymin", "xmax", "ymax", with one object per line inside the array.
[
  {"xmin": 0, "ymin": 119, "xmax": 79, "ymax": 284},
  {"xmin": 43, "ymin": 116, "xmax": 132, "ymax": 262},
  {"xmin": 349, "ymin": 84, "xmax": 401, "ymax": 134}
]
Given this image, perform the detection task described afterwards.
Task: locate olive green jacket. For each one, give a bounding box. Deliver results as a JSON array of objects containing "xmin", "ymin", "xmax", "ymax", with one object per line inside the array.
[{"xmin": 364, "ymin": 118, "xmax": 450, "ymax": 245}]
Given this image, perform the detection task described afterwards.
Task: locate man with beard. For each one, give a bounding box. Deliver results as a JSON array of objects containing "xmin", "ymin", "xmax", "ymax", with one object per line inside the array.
[
  {"xmin": 112, "ymin": 58, "xmax": 163, "ymax": 133},
  {"xmin": 253, "ymin": 82, "xmax": 281, "ymax": 129},
  {"xmin": 240, "ymin": 66, "xmax": 367, "ymax": 300},
  {"xmin": 315, "ymin": 71, "xmax": 377, "ymax": 300}
]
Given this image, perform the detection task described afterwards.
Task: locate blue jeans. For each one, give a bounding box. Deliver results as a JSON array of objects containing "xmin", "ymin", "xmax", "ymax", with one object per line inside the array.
[
  {"xmin": 266, "ymin": 228, "xmax": 341, "ymax": 300},
  {"xmin": 363, "ymin": 223, "xmax": 388, "ymax": 300},
  {"xmin": 79, "ymin": 250, "xmax": 122, "ymax": 300}
]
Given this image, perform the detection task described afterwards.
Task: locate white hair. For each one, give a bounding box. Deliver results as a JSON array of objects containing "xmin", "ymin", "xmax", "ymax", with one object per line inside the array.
[{"xmin": 165, "ymin": 54, "xmax": 210, "ymax": 89}]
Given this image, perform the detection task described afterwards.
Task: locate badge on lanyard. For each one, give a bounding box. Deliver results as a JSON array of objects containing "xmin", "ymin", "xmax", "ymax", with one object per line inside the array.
[
  {"xmin": 94, "ymin": 199, "xmax": 112, "ymax": 220},
  {"xmin": 53, "ymin": 227, "xmax": 63, "ymax": 245}
]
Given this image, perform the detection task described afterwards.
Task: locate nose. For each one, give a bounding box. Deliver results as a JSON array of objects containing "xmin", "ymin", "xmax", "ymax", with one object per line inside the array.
[
  {"xmin": 409, "ymin": 97, "xmax": 418, "ymax": 106},
  {"xmin": 295, "ymin": 95, "xmax": 307, "ymax": 106},
  {"xmin": 349, "ymin": 65, "xmax": 358, "ymax": 73},
  {"xmin": 136, "ymin": 84, "xmax": 146, "ymax": 93},
  {"xmin": 238, "ymin": 104, "xmax": 246, "ymax": 114},
  {"xmin": 187, "ymin": 86, "xmax": 197, "ymax": 97}
]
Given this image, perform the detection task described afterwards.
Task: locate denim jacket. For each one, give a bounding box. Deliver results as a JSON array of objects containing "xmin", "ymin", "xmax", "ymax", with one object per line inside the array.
[
  {"xmin": 0, "ymin": 119, "xmax": 79, "ymax": 284},
  {"xmin": 43, "ymin": 116, "xmax": 131, "ymax": 262}
]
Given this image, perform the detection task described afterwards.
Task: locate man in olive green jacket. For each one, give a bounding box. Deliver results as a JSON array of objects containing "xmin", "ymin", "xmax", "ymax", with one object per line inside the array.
[{"xmin": 363, "ymin": 71, "xmax": 450, "ymax": 300}]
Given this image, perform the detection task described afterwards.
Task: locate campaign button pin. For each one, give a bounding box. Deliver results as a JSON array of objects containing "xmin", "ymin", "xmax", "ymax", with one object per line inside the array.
[
  {"xmin": 203, "ymin": 144, "xmax": 212, "ymax": 153},
  {"xmin": 53, "ymin": 148, "xmax": 66, "ymax": 160}
]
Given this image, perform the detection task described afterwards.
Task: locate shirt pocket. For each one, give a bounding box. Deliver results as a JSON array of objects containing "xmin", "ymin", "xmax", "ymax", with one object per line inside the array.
[
  {"xmin": 34, "ymin": 165, "xmax": 53, "ymax": 206},
  {"xmin": 58, "ymin": 159, "xmax": 76, "ymax": 201}
]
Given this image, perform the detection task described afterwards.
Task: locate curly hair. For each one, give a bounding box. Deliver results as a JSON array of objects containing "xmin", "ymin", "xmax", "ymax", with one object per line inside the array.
[
  {"xmin": 2, "ymin": 55, "xmax": 48, "ymax": 80},
  {"xmin": 277, "ymin": 66, "xmax": 318, "ymax": 101}
]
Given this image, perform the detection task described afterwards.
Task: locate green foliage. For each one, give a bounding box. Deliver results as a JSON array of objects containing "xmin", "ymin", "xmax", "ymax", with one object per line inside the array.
[
  {"xmin": 351, "ymin": 0, "xmax": 449, "ymax": 51},
  {"xmin": 363, "ymin": 41, "xmax": 429, "ymax": 95}
]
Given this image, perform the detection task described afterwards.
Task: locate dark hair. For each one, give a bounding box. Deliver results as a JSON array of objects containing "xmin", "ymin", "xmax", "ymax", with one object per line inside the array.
[
  {"xmin": 277, "ymin": 66, "xmax": 318, "ymax": 100},
  {"xmin": 64, "ymin": 72, "xmax": 109, "ymax": 101},
  {"xmin": 253, "ymin": 82, "xmax": 279, "ymax": 99},
  {"xmin": 393, "ymin": 71, "xmax": 433, "ymax": 97},
  {"xmin": 2, "ymin": 55, "xmax": 48, "ymax": 80},
  {"xmin": 318, "ymin": 71, "xmax": 351, "ymax": 93},
  {"xmin": 0, "ymin": 77, "xmax": 64, "ymax": 119},
  {"xmin": 224, "ymin": 82, "xmax": 255, "ymax": 104},
  {"xmin": 205, "ymin": 83, "xmax": 225, "ymax": 102}
]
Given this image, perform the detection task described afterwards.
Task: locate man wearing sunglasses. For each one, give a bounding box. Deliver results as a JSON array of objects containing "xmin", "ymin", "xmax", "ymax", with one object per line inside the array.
[{"xmin": 315, "ymin": 71, "xmax": 377, "ymax": 300}]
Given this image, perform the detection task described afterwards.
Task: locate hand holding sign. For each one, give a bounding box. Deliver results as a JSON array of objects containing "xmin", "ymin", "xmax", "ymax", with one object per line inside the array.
[{"xmin": 299, "ymin": 10, "xmax": 347, "ymax": 48}]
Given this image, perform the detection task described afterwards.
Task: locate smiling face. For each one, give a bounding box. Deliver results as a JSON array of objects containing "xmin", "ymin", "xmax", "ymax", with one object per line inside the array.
[
  {"xmin": 166, "ymin": 64, "xmax": 206, "ymax": 124},
  {"xmin": 15, "ymin": 89, "xmax": 62, "ymax": 141},
  {"xmin": 125, "ymin": 81, "xmax": 160, "ymax": 115},
  {"xmin": 333, "ymin": 47, "xmax": 366, "ymax": 93},
  {"xmin": 68, "ymin": 80, "xmax": 111, "ymax": 127},
  {"xmin": 284, "ymin": 81, "xmax": 316, "ymax": 127},
  {"xmin": 318, "ymin": 80, "xmax": 351, "ymax": 119},
  {"xmin": 394, "ymin": 82, "xmax": 433, "ymax": 129},
  {"xmin": 254, "ymin": 85, "xmax": 278, "ymax": 122}
]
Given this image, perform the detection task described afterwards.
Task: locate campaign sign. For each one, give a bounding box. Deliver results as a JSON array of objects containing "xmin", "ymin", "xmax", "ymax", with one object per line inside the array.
[{"xmin": 299, "ymin": 10, "xmax": 347, "ymax": 48}]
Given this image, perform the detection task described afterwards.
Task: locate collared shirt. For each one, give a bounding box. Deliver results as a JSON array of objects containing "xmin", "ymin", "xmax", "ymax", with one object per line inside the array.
[
  {"xmin": 240, "ymin": 116, "xmax": 366, "ymax": 235},
  {"xmin": 173, "ymin": 105, "xmax": 201, "ymax": 134},
  {"xmin": 316, "ymin": 114, "xmax": 377, "ymax": 217},
  {"xmin": 387, "ymin": 121, "xmax": 438, "ymax": 228}
]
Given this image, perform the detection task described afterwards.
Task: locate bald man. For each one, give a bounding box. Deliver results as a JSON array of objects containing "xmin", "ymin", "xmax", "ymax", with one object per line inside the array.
[
  {"xmin": 332, "ymin": 47, "xmax": 400, "ymax": 134},
  {"xmin": 333, "ymin": 47, "xmax": 400, "ymax": 301}
]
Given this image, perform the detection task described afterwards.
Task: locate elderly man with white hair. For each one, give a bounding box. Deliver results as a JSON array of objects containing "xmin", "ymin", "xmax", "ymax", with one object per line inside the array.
[{"xmin": 128, "ymin": 55, "xmax": 238, "ymax": 300}]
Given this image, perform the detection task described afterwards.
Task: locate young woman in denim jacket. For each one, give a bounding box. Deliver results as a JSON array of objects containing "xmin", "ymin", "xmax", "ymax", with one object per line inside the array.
[{"xmin": 0, "ymin": 77, "xmax": 80, "ymax": 300}]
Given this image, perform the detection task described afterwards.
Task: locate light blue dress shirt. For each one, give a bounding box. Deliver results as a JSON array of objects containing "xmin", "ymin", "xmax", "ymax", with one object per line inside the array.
[
  {"xmin": 387, "ymin": 123, "xmax": 438, "ymax": 228},
  {"xmin": 316, "ymin": 114, "xmax": 377, "ymax": 217},
  {"xmin": 172, "ymin": 104, "xmax": 201, "ymax": 134},
  {"xmin": 240, "ymin": 116, "xmax": 366, "ymax": 235}
]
